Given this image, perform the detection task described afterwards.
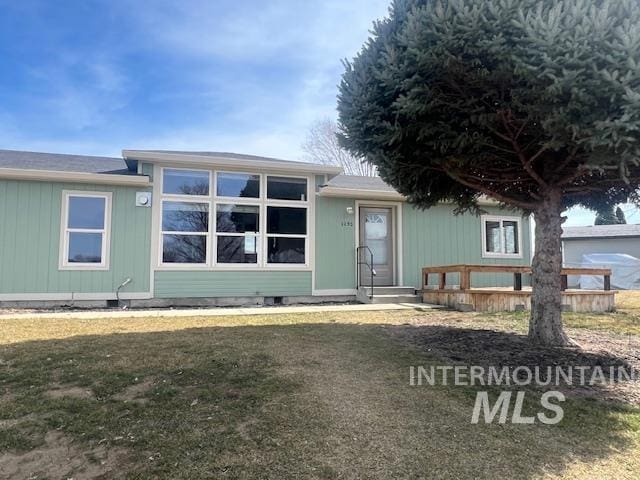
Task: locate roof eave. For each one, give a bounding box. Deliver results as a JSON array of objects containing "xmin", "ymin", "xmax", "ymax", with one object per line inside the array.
[
  {"xmin": 122, "ymin": 150, "xmax": 343, "ymax": 175},
  {"xmin": 0, "ymin": 168, "xmax": 151, "ymax": 187},
  {"xmin": 318, "ymin": 187, "xmax": 502, "ymax": 206},
  {"xmin": 318, "ymin": 186, "xmax": 405, "ymax": 200}
]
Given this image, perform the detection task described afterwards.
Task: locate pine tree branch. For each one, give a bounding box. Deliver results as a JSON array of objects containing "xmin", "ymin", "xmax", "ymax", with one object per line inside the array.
[{"xmin": 445, "ymin": 170, "xmax": 537, "ymax": 210}]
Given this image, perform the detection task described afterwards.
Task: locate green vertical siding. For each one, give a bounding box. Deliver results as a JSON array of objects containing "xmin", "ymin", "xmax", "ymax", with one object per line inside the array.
[
  {"xmin": 313, "ymin": 196, "xmax": 531, "ymax": 291},
  {"xmin": 0, "ymin": 179, "xmax": 152, "ymax": 295},
  {"xmin": 154, "ymin": 271, "xmax": 312, "ymax": 297},
  {"xmin": 314, "ymin": 196, "xmax": 356, "ymax": 290},
  {"xmin": 402, "ymin": 203, "xmax": 531, "ymax": 288}
]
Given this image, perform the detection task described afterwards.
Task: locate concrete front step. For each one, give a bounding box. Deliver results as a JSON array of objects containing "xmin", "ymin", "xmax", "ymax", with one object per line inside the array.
[
  {"xmin": 357, "ymin": 286, "xmax": 420, "ymax": 304},
  {"xmin": 367, "ymin": 294, "xmax": 421, "ymax": 304},
  {"xmin": 360, "ymin": 286, "xmax": 416, "ymax": 296}
]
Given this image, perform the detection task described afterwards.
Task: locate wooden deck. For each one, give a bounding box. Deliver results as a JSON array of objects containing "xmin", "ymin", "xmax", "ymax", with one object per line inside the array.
[{"xmin": 421, "ymin": 265, "xmax": 616, "ymax": 313}]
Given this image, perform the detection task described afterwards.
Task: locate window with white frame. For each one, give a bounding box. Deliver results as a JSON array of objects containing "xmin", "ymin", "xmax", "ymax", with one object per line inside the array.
[
  {"xmin": 481, "ymin": 215, "xmax": 522, "ymax": 258},
  {"xmin": 160, "ymin": 169, "xmax": 211, "ymax": 265},
  {"xmin": 159, "ymin": 168, "xmax": 309, "ymax": 268},
  {"xmin": 60, "ymin": 191, "xmax": 111, "ymax": 269}
]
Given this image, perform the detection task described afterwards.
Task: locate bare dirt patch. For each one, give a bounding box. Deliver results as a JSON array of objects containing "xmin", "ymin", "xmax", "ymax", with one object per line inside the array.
[
  {"xmin": 44, "ymin": 384, "xmax": 95, "ymax": 400},
  {"xmin": 0, "ymin": 430, "xmax": 127, "ymax": 479},
  {"xmin": 112, "ymin": 377, "xmax": 154, "ymax": 404},
  {"xmin": 394, "ymin": 323, "xmax": 640, "ymax": 404}
]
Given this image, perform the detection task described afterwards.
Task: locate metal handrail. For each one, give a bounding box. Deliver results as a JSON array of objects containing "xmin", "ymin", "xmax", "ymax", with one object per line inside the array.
[{"xmin": 356, "ymin": 245, "xmax": 376, "ymax": 299}]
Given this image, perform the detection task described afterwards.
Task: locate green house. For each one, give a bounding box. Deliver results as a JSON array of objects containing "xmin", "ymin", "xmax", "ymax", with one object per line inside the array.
[{"xmin": 0, "ymin": 149, "xmax": 532, "ymax": 307}]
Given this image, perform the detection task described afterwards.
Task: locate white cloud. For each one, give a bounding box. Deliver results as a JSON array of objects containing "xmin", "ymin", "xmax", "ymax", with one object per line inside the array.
[{"xmin": 110, "ymin": 0, "xmax": 389, "ymax": 158}]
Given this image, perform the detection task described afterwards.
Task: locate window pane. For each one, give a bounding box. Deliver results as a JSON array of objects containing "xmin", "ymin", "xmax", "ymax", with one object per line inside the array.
[
  {"xmin": 217, "ymin": 235, "xmax": 258, "ymax": 263},
  {"xmin": 68, "ymin": 196, "xmax": 105, "ymax": 229},
  {"xmin": 485, "ymin": 221, "xmax": 501, "ymax": 253},
  {"xmin": 216, "ymin": 172, "xmax": 260, "ymax": 198},
  {"xmin": 267, "ymin": 207, "xmax": 306, "ymax": 235},
  {"xmin": 162, "ymin": 202, "xmax": 209, "ymax": 232},
  {"xmin": 267, "ymin": 176, "xmax": 307, "ymax": 201},
  {"xmin": 267, "ymin": 237, "xmax": 305, "ymax": 264},
  {"xmin": 68, "ymin": 232, "xmax": 103, "ymax": 263},
  {"xmin": 163, "ymin": 169, "xmax": 210, "ymax": 195},
  {"xmin": 162, "ymin": 234, "xmax": 207, "ymax": 263},
  {"xmin": 503, "ymin": 221, "xmax": 519, "ymax": 254},
  {"xmin": 216, "ymin": 204, "xmax": 259, "ymax": 233}
]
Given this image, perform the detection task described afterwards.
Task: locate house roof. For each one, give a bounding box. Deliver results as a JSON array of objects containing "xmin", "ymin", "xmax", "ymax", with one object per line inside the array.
[
  {"xmin": 0, "ymin": 149, "xmax": 133, "ymax": 175},
  {"xmin": 0, "ymin": 149, "xmax": 150, "ymax": 187},
  {"xmin": 325, "ymin": 175, "xmax": 397, "ymax": 192},
  {"xmin": 562, "ymin": 224, "xmax": 640, "ymax": 240},
  {"xmin": 319, "ymin": 174, "xmax": 501, "ymax": 206},
  {"xmin": 319, "ymin": 174, "xmax": 403, "ymax": 200},
  {"xmin": 122, "ymin": 149, "xmax": 343, "ymax": 175}
]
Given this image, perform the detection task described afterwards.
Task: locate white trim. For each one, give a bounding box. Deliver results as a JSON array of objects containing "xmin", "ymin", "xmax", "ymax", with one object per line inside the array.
[
  {"xmin": 0, "ymin": 292, "xmax": 153, "ymax": 301},
  {"xmin": 59, "ymin": 191, "xmax": 112, "ymax": 271},
  {"xmin": 354, "ymin": 200, "xmax": 404, "ymax": 287},
  {"xmin": 0, "ymin": 167, "xmax": 150, "ymax": 186},
  {"xmin": 311, "ymin": 288, "xmax": 357, "ymax": 296},
  {"xmin": 123, "ymin": 150, "xmax": 343, "ymax": 175},
  {"xmin": 149, "ymin": 164, "xmax": 161, "ymax": 297},
  {"xmin": 480, "ymin": 214, "xmax": 524, "ymax": 259}
]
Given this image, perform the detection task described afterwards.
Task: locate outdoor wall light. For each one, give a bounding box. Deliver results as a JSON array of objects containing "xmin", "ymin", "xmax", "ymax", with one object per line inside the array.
[{"xmin": 346, "ymin": 206, "xmax": 354, "ymax": 214}]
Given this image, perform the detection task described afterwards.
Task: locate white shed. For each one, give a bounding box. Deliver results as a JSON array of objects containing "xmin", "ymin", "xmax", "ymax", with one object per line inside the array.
[{"xmin": 562, "ymin": 224, "xmax": 640, "ymax": 288}]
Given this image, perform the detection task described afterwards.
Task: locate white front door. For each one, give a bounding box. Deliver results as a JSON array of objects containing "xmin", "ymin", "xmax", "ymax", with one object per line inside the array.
[{"xmin": 359, "ymin": 207, "xmax": 394, "ymax": 286}]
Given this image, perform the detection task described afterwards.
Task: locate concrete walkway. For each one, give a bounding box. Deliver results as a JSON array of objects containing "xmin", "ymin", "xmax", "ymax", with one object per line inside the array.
[{"xmin": 0, "ymin": 302, "xmax": 440, "ymax": 321}]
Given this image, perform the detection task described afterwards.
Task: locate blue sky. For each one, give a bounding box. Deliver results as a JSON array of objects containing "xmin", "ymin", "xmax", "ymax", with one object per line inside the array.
[
  {"xmin": 0, "ymin": 0, "xmax": 637, "ymax": 226},
  {"xmin": 0, "ymin": 0, "xmax": 390, "ymax": 157}
]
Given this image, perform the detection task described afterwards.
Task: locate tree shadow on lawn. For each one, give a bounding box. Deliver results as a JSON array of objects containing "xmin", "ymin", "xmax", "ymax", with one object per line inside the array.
[
  {"xmin": 393, "ymin": 323, "xmax": 640, "ymax": 404},
  {"xmin": 0, "ymin": 322, "xmax": 638, "ymax": 479}
]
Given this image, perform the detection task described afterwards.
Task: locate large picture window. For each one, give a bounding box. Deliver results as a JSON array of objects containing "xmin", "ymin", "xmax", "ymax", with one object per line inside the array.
[
  {"xmin": 159, "ymin": 169, "xmax": 310, "ymax": 268},
  {"xmin": 481, "ymin": 215, "xmax": 522, "ymax": 258},
  {"xmin": 60, "ymin": 191, "xmax": 111, "ymax": 269}
]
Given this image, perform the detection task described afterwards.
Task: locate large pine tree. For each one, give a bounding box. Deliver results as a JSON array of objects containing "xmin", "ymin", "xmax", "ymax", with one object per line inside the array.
[{"xmin": 337, "ymin": 0, "xmax": 640, "ymax": 345}]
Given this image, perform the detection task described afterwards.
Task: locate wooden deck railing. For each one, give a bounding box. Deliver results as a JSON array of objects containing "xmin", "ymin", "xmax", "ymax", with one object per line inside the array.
[{"xmin": 422, "ymin": 264, "xmax": 612, "ymax": 292}]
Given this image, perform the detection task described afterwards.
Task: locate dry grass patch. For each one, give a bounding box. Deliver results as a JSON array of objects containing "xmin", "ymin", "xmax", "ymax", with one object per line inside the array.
[{"xmin": 0, "ymin": 307, "xmax": 639, "ymax": 478}]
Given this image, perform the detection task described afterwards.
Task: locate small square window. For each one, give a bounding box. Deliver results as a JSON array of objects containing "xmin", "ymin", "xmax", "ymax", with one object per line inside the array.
[
  {"xmin": 163, "ymin": 169, "xmax": 210, "ymax": 196},
  {"xmin": 216, "ymin": 172, "xmax": 260, "ymax": 198},
  {"xmin": 162, "ymin": 234, "xmax": 207, "ymax": 264},
  {"xmin": 216, "ymin": 204, "xmax": 259, "ymax": 233},
  {"xmin": 217, "ymin": 235, "xmax": 259, "ymax": 264},
  {"xmin": 267, "ymin": 206, "xmax": 307, "ymax": 235},
  {"xmin": 162, "ymin": 201, "xmax": 209, "ymax": 232},
  {"xmin": 482, "ymin": 216, "xmax": 522, "ymax": 258},
  {"xmin": 267, "ymin": 176, "xmax": 307, "ymax": 201},
  {"xmin": 267, "ymin": 237, "xmax": 305, "ymax": 264}
]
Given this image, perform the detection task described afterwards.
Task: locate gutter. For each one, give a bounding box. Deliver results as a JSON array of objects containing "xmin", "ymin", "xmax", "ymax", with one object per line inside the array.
[{"xmin": 0, "ymin": 167, "xmax": 151, "ymax": 187}]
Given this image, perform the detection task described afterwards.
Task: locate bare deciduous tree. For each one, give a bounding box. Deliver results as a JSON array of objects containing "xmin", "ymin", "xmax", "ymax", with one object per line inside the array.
[{"xmin": 302, "ymin": 118, "xmax": 376, "ymax": 176}]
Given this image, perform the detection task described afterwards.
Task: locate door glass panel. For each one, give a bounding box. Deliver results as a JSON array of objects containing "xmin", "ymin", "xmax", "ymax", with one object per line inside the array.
[{"xmin": 365, "ymin": 213, "xmax": 388, "ymax": 264}]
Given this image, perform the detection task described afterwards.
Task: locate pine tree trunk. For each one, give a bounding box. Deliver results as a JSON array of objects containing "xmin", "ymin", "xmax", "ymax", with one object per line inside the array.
[{"xmin": 529, "ymin": 190, "xmax": 571, "ymax": 346}]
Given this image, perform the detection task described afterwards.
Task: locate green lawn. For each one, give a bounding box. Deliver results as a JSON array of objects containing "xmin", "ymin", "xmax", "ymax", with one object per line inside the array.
[{"xmin": 1, "ymin": 306, "xmax": 639, "ymax": 479}]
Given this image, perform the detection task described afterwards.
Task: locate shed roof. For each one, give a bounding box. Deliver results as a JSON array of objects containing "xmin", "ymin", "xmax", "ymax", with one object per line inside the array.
[{"xmin": 562, "ymin": 224, "xmax": 640, "ymax": 239}]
